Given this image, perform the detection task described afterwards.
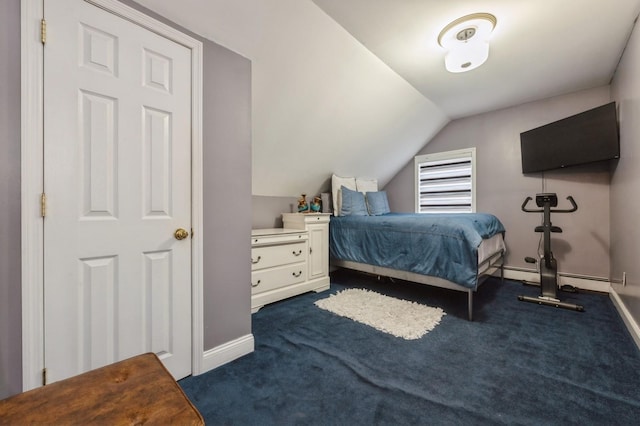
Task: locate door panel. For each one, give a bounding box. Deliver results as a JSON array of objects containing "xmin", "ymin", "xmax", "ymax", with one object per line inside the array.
[
  {"xmin": 308, "ymin": 224, "xmax": 328, "ymax": 279},
  {"xmin": 43, "ymin": 0, "xmax": 192, "ymax": 383}
]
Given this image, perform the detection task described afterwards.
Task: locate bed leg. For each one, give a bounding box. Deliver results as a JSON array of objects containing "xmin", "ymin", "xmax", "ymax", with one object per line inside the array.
[{"xmin": 468, "ymin": 290, "xmax": 473, "ymax": 321}]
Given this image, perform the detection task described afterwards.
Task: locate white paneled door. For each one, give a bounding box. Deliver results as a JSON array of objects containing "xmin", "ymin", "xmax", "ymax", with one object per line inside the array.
[{"xmin": 43, "ymin": 0, "xmax": 192, "ymax": 383}]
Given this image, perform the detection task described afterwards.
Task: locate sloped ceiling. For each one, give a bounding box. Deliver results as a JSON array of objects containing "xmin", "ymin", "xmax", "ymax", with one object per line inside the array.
[
  {"xmin": 312, "ymin": 0, "xmax": 640, "ymax": 119},
  {"xmin": 132, "ymin": 0, "xmax": 640, "ymax": 196}
]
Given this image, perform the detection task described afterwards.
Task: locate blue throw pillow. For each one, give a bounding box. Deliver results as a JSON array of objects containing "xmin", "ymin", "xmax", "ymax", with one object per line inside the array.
[
  {"xmin": 366, "ymin": 191, "xmax": 390, "ymax": 215},
  {"xmin": 340, "ymin": 186, "xmax": 368, "ymax": 216}
]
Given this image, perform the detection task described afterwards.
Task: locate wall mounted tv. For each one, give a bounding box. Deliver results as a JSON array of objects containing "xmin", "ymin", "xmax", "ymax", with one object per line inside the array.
[{"xmin": 520, "ymin": 102, "xmax": 620, "ymax": 173}]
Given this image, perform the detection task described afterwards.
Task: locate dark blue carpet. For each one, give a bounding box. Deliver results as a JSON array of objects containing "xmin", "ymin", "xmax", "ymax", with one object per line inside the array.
[{"xmin": 180, "ymin": 270, "xmax": 640, "ymax": 425}]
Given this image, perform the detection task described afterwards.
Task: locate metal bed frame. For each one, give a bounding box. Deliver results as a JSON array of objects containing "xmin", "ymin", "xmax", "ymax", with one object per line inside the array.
[{"xmin": 332, "ymin": 250, "xmax": 505, "ymax": 321}]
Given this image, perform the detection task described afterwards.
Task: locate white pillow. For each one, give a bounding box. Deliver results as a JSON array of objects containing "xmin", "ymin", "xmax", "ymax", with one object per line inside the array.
[
  {"xmin": 356, "ymin": 177, "xmax": 378, "ymax": 193},
  {"xmin": 331, "ymin": 174, "xmax": 356, "ymax": 216}
]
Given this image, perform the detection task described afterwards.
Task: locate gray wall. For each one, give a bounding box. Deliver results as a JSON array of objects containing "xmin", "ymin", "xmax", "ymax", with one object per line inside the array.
[
  {"xmin": 610, "ymin": 17, "xmax": 640, "ymax": 323},
  {"xmin": 384, "ymin": 86, "xmax": 613, "ymax": 279},
  {"xmin": 201, "ymin": 41, "xmax": 252, "ymax": 347},
  {"xmin": 252, "ymin": 195, "xmax": 298, "ymax": 229},
  {"xmin": 0, "ymin": 0, "xmax": 252, "ymax": 398},
  {"xmin": 0, "ymin": 0, "xmax": 22, "ymax": 400}
]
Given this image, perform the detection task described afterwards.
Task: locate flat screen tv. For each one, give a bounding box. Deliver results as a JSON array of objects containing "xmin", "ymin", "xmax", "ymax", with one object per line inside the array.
[{"xmin": 520, "ymin": 102, "xmax": 619, "ymax": 173}]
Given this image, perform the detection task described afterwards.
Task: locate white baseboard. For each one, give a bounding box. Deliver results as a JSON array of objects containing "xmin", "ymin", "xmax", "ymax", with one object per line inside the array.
[
  {"xmin": 198, "ymin": 333, "xmax": 255, "ymax": 375},
  {"xmin": 610, "ymin": 288, "xmax": 640, "ymax": 351},
  {"xmin": 502, "ymin": 267, "xmax": 610, "ymax": 293}
]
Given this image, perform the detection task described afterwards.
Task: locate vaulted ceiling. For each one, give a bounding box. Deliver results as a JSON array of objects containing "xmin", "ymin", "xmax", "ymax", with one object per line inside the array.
[
  {"xmin": 312, "ymin": 0, "xmax": 640, "ymax": 119},
  {"xmin": 132, "ymin": 0, "xmax": 640, "ymax": 196}
]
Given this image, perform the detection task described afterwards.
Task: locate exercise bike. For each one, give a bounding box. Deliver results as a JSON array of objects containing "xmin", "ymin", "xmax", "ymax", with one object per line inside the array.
[{"xmin": 519, "ymin": 193, "xmax": 584, "ymax": 312}]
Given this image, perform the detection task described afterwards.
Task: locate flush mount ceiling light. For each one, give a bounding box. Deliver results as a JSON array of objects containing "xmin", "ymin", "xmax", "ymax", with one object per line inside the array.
[{"xmin": 438, "ymin": 13, "xmax": 497, "ymax": 73}]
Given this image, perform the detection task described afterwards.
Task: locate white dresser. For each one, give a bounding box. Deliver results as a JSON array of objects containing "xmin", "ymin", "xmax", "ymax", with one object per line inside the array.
[
  {"xmin": 251, "ymin": 224, "xmax": 329, "ymax": 313},
  {"xmin": 282, "ymin": 212, "xmax": 331, "ymax": 287}
]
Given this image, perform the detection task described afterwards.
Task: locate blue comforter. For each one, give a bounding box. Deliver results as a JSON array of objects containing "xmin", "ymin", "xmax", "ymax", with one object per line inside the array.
[{"xmin": 329, "ymin": 213, "xmax": 505, "ymax": 289}]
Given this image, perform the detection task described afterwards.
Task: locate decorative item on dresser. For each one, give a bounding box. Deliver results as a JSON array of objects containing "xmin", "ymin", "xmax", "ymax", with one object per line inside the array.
[
  {"xmin": 297, "ymin": 193, "xmax": 309, "ymax": 212},
  {"xmin": 310, "ymin": 196, "xmax": 322, "ymax": 212},
  {"xmin": 251, "ymin": 219, "xmax": 330, "ymax": 313}
]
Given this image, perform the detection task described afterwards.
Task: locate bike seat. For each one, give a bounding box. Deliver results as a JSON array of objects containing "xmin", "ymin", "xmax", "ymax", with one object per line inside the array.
[{"xmin": 534, "ymin": 225, "xmax": 563, "ymax": 233}]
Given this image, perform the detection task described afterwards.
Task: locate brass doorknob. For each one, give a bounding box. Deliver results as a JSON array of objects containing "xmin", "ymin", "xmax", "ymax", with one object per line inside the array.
[{"xmin": 174, "ymin": 228, "xmax": 189, "ymax": 240}]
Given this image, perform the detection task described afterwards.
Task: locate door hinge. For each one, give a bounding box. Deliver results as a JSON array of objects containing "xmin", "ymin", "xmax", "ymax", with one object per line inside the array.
[
  {"xmin": 41, "ymin": 193, "xmax": 47, "ymax": 217},
  {"xmin": 42, "ymin": 368, "xmax": 47, "ymax": 386},
  {"xmin": 41, "ymin": 18, "xmax": 47, "ymax": 44}
]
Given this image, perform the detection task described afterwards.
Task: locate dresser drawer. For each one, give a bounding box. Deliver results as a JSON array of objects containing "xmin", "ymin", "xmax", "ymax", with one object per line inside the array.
[
  {"xmin": 251, "ymin": 231, "xmax": 307, "ymax": 247},
  {"xmin": 251, "ymin": 263, "xmax": 307, "ymax": 294},
  {"xmin": 251, "ymin": 241, "xmax": 308, "ymax": 271}
]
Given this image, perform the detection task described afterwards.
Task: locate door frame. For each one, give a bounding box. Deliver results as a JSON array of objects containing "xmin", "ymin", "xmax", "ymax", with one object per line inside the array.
[{"xmin": 21, "ymin": 0, "xmax": 204, "ymax": 390}]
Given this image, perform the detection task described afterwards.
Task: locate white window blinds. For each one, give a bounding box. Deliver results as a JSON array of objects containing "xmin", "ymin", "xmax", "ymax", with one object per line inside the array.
[{"xmin": 415, "ymin": 148, "xmax": 476, "ymax": 213}]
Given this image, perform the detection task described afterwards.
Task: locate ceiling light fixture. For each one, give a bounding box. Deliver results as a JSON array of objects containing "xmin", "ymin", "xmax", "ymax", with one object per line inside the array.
[{"xmin": 438, "ymin": 13, "xmax": 497, "ymax": 73}]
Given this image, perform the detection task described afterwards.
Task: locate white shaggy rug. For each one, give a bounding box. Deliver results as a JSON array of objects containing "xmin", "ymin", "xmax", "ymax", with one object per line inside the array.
[{"xmin": 314, "ymin": 289, "xmax": 446, "ymax": 340}]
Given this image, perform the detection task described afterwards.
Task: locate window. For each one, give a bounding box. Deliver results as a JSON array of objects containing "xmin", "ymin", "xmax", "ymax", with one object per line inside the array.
[{"xmin": 414, "ymin": 147, "xmax": 476, "ymax": 213}]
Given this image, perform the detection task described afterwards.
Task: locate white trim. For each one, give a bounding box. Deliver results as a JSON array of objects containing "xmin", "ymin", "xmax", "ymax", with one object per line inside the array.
[
  {"xmin": 21, "ymin": 0, "xmax": 45, "ymax": 392},
  {"xmin": 610, "ymin": 287, "xmax": 640, "ymax": 351},
  {"xmin": 502, "ymin": 267, "xmax": 611, "ymax": 293},
  {"xmin": 21, "ymin": 0, "xmax": 205, "ymax": 390},
  {"xmin": 189, "ymin": 24, "xmax": 205, "ymax": 378},
  {"xmin": 86, "ymin": 0, "xmax": 197, "ymax": 49},
  {"xmin": 201, "ymin": 334, "xmax": 255, "ymax": 373}
]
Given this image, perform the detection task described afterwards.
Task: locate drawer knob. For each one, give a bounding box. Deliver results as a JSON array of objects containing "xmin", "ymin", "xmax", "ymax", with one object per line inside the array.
[
  {"xmin": 292, "ymin": 249, "xmax": 302, "ymax": 256},
  {"xmin": 292, "ymin": 271, "xmax": 302, "ymax": 278},
  {"xmin": 251, "ymin": 280, "xmax": 261, "ymax": 287},
  {"xmin": 251, "ymin": 256, "xmax": 261, "ymax": 264}
]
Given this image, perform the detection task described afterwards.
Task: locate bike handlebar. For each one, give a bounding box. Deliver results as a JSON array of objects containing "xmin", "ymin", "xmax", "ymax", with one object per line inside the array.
[
  {"xmin": 521, "ymin": 196, "xmax": 578, "ymax": 213},
  {"xmin": 521, "ymin": 197, "xmax": 534, "ymax": 212},
  {"xmin": 560, "ymin": 196, "xmax": 578, "ymax": 213}
]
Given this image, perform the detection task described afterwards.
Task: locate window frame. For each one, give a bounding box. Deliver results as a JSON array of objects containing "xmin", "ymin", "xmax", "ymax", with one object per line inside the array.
[{"xmin": 414, "ymin": 147, "xmax": 477, "ymax": 214}]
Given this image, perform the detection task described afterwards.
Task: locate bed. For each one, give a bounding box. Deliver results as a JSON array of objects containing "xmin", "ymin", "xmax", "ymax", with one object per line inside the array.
[{"xmin": 329, "ymin": 213, "xmax": 506, "ymax": 320}]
